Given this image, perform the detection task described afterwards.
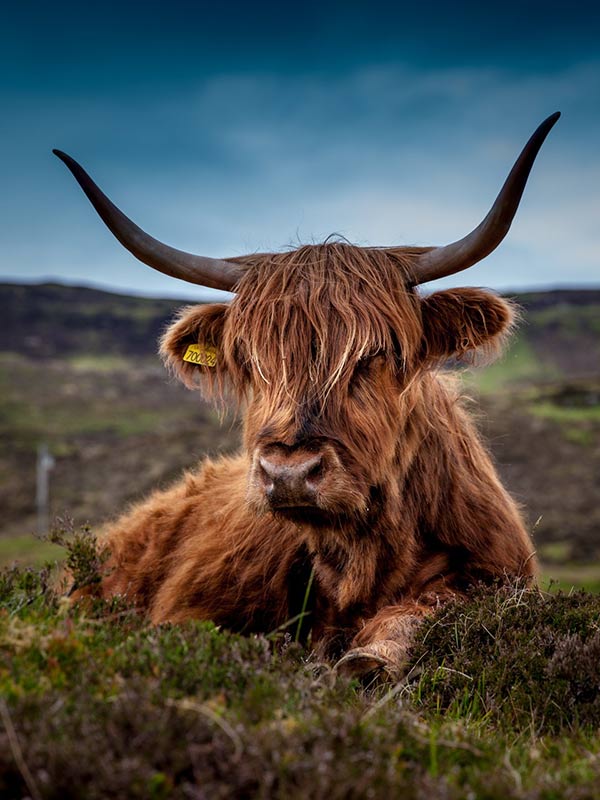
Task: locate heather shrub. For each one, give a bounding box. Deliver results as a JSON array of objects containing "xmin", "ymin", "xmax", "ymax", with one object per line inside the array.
[
  {"xmin": 1, "ymin": 546, "xmax": 600, "ymax": 799},
  {"xmin": 412, "ymin": 583, "xmax": 600, "ymax": 733}
]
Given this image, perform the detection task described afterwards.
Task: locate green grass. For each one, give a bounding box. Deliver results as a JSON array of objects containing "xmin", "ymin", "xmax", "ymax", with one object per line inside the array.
[
  {"xmin": 465, "ymin": 336, "xmax": 560, "ymax": 394},
  {"xmin": 0, "ymin": 536, "xmax": 65, "ymax": 567},
  {"xmin": 529, "ymin": 304, "xmax": 600, "ymax": 337},
  {"xmin": 2, "ymin": 539, "xmax": 600, "ymax": 798},
  {"xmin": 0, "ymin": 356, "xmax": 184, "ymax": 442},
  {"xmin": 541, "ymin": 564, "xmax": 600, "ymax": 594},
  {"xmin": 523, "ymin": 384, "xmax": 600, "ymax": 447},
  {"xmin": 537, "ymin": 541, "xmax": 573, "ymax": 563},
  {"xmin": 527, "ymin": 400, "xmax": 600, "ymax": 424}
]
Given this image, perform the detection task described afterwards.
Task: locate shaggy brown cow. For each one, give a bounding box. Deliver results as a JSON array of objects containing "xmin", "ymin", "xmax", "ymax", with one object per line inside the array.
[{"xmin": 54, "ymin": 113, "xmax": 559, "ymax": 676}]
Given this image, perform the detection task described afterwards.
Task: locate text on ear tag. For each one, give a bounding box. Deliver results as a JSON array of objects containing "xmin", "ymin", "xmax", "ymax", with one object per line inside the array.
[{"xmin": 183, "ymin": 343, "xmax": 217, "ymax": 367}]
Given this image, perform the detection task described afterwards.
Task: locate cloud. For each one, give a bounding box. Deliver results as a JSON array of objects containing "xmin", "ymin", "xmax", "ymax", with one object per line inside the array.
[{"xmin": 1, "ymin": 61, "xmax": 599, "ymax": 297}]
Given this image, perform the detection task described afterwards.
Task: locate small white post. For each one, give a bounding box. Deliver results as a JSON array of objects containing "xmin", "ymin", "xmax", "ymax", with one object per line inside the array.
[{"xmin": 36, "ymin": 444, "xmax": 55, "ymax": 536}]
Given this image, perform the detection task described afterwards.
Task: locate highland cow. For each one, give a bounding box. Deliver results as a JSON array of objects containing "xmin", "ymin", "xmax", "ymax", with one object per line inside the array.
[{"xmin": 54, "ymin": 113, "xmax": 559, "ymax": 675}]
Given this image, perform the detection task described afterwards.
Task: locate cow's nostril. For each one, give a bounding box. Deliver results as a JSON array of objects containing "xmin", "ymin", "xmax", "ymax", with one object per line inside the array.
[
  {"xmin": 256, "ymin": 450, "xmax": 326, "ymax": 507},
  {"xmin": 304, "ymin": 456, "xmax": 324, "ymax": 484},
  {"xmin": 258, "ymin": 457, "xmax": 276, "ymax": 488}
]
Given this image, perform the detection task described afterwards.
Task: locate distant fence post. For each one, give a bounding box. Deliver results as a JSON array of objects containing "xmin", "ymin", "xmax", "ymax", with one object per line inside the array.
[{"xmin": 36, "ymin": 443, "xmax": 55, "ymax": 536}]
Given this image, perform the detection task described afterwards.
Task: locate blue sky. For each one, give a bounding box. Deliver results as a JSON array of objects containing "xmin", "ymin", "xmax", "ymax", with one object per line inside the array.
[{"xmin": 1, "ymin": 1, "xmax": 599, "ymax": 300}]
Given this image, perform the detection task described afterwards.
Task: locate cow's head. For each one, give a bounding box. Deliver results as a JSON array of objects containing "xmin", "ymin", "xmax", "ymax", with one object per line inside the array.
[
  {"xmin": 54, "ymin": 113, "xmax": 559, "ymax": 526},
  {"xmin": 158, "ymin": 245, "xmax": 515, "ymax": 523}
]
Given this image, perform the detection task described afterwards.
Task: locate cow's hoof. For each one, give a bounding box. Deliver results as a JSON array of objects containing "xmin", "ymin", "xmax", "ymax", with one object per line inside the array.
[{"xmin": 335, "ymin": 641, "xmax": 403, "ymax": 680}]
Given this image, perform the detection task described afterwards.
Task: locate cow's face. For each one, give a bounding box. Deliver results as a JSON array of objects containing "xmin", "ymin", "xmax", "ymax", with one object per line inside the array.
[{"xmin": 162, "ymin": 244, "xmax": 513, "ymax": 526}]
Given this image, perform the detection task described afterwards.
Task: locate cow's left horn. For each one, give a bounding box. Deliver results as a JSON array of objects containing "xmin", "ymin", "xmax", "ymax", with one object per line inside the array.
[
  {"xmin": 409, "ymin": 112, "xmax": 560, "ymax": 285},
  {"xmin": 53, "ymin": 150, "xmax": 244, "ymax": 292}
]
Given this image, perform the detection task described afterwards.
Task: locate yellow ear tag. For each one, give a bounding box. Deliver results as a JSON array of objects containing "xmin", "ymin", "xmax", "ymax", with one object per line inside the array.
[{"xmin": 183, "ymin": 343, "xmax": 217, "ymax": 368}]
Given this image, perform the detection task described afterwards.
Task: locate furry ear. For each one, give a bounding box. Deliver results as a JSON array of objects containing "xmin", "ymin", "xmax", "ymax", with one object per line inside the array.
[
  {"xmin": 420, "ymin": 288, "xmax": 516, "ymax": 365},
  {"xmin": 160, "ymin": 303, "xmax": 228, "ymax": 389}
]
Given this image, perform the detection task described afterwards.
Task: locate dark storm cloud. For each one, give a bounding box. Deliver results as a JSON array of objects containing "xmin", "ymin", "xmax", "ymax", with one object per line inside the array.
[{"xmin": 1, "ymin": 1, "xmax": 599, "ymax": 299}]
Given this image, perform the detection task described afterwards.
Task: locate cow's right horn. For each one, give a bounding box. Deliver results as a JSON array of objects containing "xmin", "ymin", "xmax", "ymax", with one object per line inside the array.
[
  {"xmin": 408, "ymin": 112, "xmax": 561, "ymax": 285},
  {"xmin": 53, "ymin": 150, "xmax": 244, "ymax": 292}
]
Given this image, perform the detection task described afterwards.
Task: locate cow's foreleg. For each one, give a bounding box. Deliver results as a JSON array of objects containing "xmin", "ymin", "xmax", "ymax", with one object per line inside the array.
[{"xmin": 335, "ymin": 596, "xmax": 452, "ymax": 679}]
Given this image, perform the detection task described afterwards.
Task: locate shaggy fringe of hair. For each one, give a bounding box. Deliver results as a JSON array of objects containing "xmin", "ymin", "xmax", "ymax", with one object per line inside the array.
[{"xmin": 224, "ymin": 243, "xmax": 425, "ymax": 406}]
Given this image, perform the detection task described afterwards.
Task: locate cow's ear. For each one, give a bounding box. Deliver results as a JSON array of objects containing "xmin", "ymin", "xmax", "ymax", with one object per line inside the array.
[
  {"xmin": 160, "ymin": 303, "xmax": 228, "ymax": 389},
  {"xmin": 420, "ymin": 288, "xmax": 516, "ymax": 364}
]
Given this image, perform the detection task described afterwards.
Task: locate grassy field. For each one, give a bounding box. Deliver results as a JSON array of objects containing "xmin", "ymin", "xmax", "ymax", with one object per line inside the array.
[
  {"xmin": 2, "ymin": 541, "xmax": 600, "ymax": 799},
  {"xmin": 0, "ymin": 352, "xmax": 239, "ymax": 541}
]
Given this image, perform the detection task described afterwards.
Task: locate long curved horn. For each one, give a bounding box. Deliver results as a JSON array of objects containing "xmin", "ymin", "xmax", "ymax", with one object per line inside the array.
[
  {"xmin": 409, "ymin": 112, "xmax": 560, "ymax": 285},
  {"xmin": 53, "ymin": 150, "xmax": 245, "ymax": 291}
]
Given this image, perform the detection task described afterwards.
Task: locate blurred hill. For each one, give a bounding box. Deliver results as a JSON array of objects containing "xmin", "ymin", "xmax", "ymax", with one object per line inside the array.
[
  {"xmin": 2, "ymin": 282, "xmax": 599, "ymax": 368},
  {"xmin": 0, "ymin": 282, "xmax": 185, "ymax": 358},
  {"xmin": 0, "ymin": 282, "xmax": 598, "ymax": 584}
]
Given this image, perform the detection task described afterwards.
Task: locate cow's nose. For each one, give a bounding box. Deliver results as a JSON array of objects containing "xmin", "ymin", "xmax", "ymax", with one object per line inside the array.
[{"xmin": 258, "ymin": 451, "xmax": 324, "ymax": 507}]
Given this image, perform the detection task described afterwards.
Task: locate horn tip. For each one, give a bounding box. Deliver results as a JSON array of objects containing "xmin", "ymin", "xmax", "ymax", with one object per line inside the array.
[
  {"xmin": 53, "ymin": 149, "xmax": 70, "ymax": 164},
  {"xmin": 53, "ymin": 149, "xmax": 83, "ymax": 171},
  {"xmin": 546, "ymin": 111, "xmax": 561, "ymax": 127},
  {"xmin": 531, "ymin": 112, "xmax": 561, "ymax": 146}
]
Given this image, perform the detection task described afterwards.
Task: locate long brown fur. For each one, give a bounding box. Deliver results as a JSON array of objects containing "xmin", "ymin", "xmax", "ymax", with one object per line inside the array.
[{"xmin": 89, "ymin": 242, "xmax": 535, "ymax": 666}]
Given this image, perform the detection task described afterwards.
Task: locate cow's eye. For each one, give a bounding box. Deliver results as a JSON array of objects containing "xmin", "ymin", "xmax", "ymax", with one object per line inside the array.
[{"xmin": 352, "ymin": 353, "xmax": 382, "ymax": 381}]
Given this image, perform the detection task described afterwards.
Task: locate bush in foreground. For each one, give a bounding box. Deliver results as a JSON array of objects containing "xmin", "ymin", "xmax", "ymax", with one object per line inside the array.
[
  {"xmin": 412, "ymin": 582, "xmax": 600, "ymax": 734},
  {"xmin": 1, "ymin": 536, "xmax": 600, "ymax": 799}
]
